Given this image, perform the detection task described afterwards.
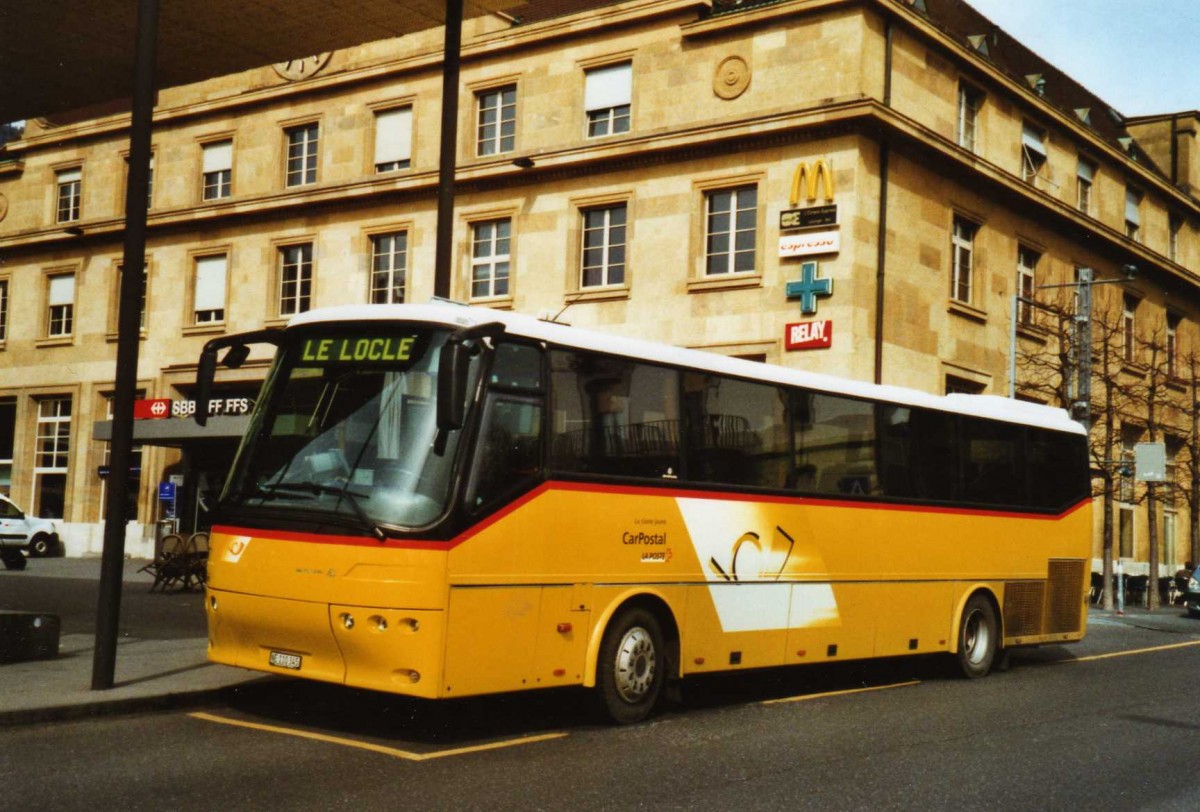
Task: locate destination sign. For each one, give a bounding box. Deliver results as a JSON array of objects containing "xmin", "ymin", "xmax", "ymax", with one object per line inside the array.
[{"xmin": 295, "ymin": 333, "xmax": 428, "ymax": 367}]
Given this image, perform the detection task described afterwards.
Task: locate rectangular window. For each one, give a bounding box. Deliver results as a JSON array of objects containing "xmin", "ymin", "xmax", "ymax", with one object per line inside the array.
[
  {"xmin": 56, "ymin": 167, "xmax": 82, "ymax": 223},
  {"xmin": 278, "ymin": 243, "xmax": 313, "ymax": 317},
  {"xmin": 794, "ymin": 392, "xmax": 878, "ymax": 496},
  {"xmin": 1076, "ymin": 158, "xmax": 1095, "ymax": 215},
  {"xmin": 584, "ymin": 62, "xmax": 632, "ymax": 138},
  {"xmin": 194, "ymin": 255, "xmax": 227, "ymax": 324},
  {"xmin": 285, "ymin": 123, "xmax": 319, "ymax": 187},
  {"xmin": 116, "ymin": 264, "xmax": 149, "ymax": 332},
  {"xmin": 684, "ymin": 374, "xmax": 789, "ymax": 488},
  {"xmin": 476, "ymin": 86, "xmax": 516, "ymax": 157},
  {"xmin": 1125, "ymin": 187, "xmax": 1142, "ymax": 241},
  {"xmin": 374, "ymin": 108, "xmax": 412, "ymax": 172},
  {"xmin": 1169, "ymin": 212, "xmax": 1182, "ymax": 263},
  {"xmin": 705, "ymin": 186, "xmax": 757, "ymax": 276},
  {"xmin": 34, "ymin": 396, "xmax": 71, "ymax": 519},
  {"xmin": 549, "ymin": 349, "xmax": 679, "ymax": 479},
  {"xmin": 370, "ymin": 232, "xmax": 407, "ymax": 304},
  {"xmin": 470, "ymin": 219, "xmax": 511, "ymax": 299},
  {"xmin": 0, "ymin": 278, "xmax": 7, "ymax": 342},
  {"xmin": 1167, "ymin": 312, "xmax": 1181, "ymax": 378},
  {"xmin": 202, "ymin": 140, "xmax": 233, "ymax": 200},
  {"xmin": 1017, "ymin": 246, "xmax": 1039, "ymax": 326},
  {"xmin": 957, "ymin": 84, "xmax": 982, "ymax": 152},
  {"xmin": 1123, "ymin": 293, "xmax": 1138, "ymax": 365},
  {"xmin": 950, "ymin": 216, "xmax": 976, "ymax": 304},
  {"xmin": 1021, "ymin": 123, "xmax": 1047, "ymax": 184},
  {"xmin": 0, "ymin": 398, "xmax": 15, "ymax": 495},
  {"xmin": 580, "ymin": 203, "xmax": 627, "ymax": 288},
  {"xmin": 47, "ymin": 273, "xmax": 75, "ymax": 337}
]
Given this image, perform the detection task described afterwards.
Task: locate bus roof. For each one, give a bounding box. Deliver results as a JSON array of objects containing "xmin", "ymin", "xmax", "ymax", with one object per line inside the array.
[{"xmin": 288, "ymin": 302, "xmax": 1085, "ymax": 436}]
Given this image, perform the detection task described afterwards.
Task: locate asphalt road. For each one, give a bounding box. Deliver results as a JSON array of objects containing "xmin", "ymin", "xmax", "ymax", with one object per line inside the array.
[
  {"xmin": 0, "ymin": 557, "xmax": 206, "ymax": 639},
  {"xmin": 3, "ymin": 611, "xmax": 1200, "ymax": 811}
]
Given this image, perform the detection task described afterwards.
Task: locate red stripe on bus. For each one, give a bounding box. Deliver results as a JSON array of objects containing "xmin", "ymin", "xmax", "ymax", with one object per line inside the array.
[{"xmin": 212, "ymin": 484, "xmax": 1089, "ymax": 551}]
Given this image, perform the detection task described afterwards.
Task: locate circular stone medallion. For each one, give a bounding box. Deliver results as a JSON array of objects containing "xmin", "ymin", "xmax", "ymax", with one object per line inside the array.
[{"xmin": 714, "ymin": 55, "xmax": 751, "ymax": 100}]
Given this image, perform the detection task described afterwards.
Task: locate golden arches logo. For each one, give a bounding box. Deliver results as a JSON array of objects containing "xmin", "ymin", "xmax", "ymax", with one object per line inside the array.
[{"xmin": 789, "ymin": 160, "xmax": 834, "ymax": 207}]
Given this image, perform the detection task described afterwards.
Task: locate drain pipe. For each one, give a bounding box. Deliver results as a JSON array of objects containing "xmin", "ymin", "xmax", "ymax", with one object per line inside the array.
[{"xmin": 874, "ymin": 18, "xmax": 893, "ymax": 385}]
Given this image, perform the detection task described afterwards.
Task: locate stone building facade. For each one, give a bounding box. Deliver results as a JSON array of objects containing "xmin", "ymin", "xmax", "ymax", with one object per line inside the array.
[{"xmin": 0, "ymin": 0, "xmax": 1197, "ymax": 569}]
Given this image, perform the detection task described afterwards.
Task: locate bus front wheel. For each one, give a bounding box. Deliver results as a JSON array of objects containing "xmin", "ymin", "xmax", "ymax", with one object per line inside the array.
[
  {"xmin": 596, "ymin": 607, "xmax": 665, "ymax": 724},
  {"xmin": 955, "ymin": 594, "xmax": 998, "ymax": 679}
]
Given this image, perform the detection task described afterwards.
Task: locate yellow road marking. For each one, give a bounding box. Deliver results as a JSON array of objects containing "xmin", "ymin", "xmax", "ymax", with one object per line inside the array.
[
  {"xmin": 1064, "ymin": 639, "xmax": 1200, "ymax": 664},
  {"xmin": 188, "ymin": 711, "xmax": 566, "ymax": 761},
  {"xmin": 762, "ymin": 680, "xmax": 920, "ymax": 705}
]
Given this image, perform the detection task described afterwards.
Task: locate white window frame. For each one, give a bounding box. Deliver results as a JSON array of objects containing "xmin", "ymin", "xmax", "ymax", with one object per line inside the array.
[
  {"xmin": 370, "ymin": 232, "xmax": 408, "ymax": 304},
  {"xmin": 1076, "ymin": 158, "xmax": 1095, "ymax": 215},
  {"xmin": 193, "ymin": 254, "xmax": 228, "ymax": 324},
  {"xmin": 278, "ymin": 243, "xmax": 313, "ymax": 317},
  {"xmin": 1021, "ymin": 123, "xmax": 1047, "ymax": 184},
  {"xmin": 202, "ymin": 140, "xmax": 233, "ymax": 200},
  {"xmin": 47, "ymin": 273, "xmax": 75, "ymax": 337},
  {"xmin": 33, "ymin": 396, "xmax": 71, "ymax": 519},
  {"xmin": 584, "ymin": 62, "xmax": 632, "ymax": 138},
  {"xmin": 470, "ymin": 219, "xmax": 512, "ymax": 300},
  {"xmin": 957, "ymin": 83, "xmax": 982, "ymax": 152},
  {"xmin": 580, "ymin": 203, "xmax": 627, "ymax": 289},
  {"xmin": 1123, "ymin": 293, "xmax": 1138, "ymax": 364},
  {"xmin": 56, "ymin": 167, "xmax": 82, "ymax": 223},
  {"xmin": 374, "ymin": 108, "xmax": 412, "ymax": 173},
  {"xmin": 285, "ymin": 123, "xmax": 320, "ymax": 187},
  {"xmin": 704, "ymin": 185, "xmax": 757, "ymax": 276},
  {"xmin": 1125, "ymin": 187, "xmax": 1142, "ymax": 242},
  {"xmin": 951, "ymin": 217, "xmax": 976, "ymax": 305},
  {"xmin": 476, "ymin": 86, "xmax": 516, "ymax": 157},
  {"xmin": 1017, "ymin": 246, "xmax": 1038, "ymax": 326}
]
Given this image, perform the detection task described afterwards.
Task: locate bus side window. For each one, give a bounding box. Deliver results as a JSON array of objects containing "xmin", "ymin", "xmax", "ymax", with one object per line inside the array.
[
  {"xmin": 684, "ymin": 373, "xmax": 789, "ymax": 488},
  {"xmin": 467, "ymin": 395, "xmax": 543, "ymax": 511},
  {"xmin": 793, "ymin": 391, "xmax": 877, "ymax": 497},
  {"xmin": 549, "ymin": 350, "xmax": 680, "ymax": 480}
]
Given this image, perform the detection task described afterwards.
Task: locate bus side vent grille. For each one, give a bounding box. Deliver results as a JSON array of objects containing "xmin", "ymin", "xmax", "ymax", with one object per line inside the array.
[
  {"xmin": 1044, "ymin": 559, "xmax": 1085, "ymax": 634},
  {"xmin": 1003, "ymin": 581, "xmax": 1045, "ymax": 638}
]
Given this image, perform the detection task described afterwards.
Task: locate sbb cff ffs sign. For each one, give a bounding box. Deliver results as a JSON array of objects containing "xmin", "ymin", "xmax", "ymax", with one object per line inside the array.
[
  {"xmin": 785, "ymin": 320, "xmax": 832, "ymax": 350},
  {"xmin": 134, "ymin": 398, "xmax": 252, "ymax": 419}
]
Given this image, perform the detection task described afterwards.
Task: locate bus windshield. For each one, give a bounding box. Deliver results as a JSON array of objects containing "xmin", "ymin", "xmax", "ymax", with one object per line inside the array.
[{"xmin": 221, "ymin": 326, "xmax": 475, "ymax": 533}]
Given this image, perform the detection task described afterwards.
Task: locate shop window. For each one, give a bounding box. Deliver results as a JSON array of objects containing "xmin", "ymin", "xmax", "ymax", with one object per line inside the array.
[{"xmin": 34, "ymin": 396, "xmax": 71, "ymax": 518}]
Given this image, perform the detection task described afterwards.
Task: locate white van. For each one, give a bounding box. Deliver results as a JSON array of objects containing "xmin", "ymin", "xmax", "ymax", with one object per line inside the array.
[{"xmin": 0, "ymin": 494, "xmax": 62, "ymax": 569}]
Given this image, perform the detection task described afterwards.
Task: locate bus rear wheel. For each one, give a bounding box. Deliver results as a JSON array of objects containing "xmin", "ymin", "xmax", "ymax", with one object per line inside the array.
[
  {"xmin": 596, "ymin": 607, "xmax": 665, "ymax": 724},
  {"xmin": 956, "ymin": 594, "xmax": 998, "ymax": 678}
]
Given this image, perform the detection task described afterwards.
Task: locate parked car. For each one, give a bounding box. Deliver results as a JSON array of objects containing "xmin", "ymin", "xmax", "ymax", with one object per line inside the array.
[
  {"xmin": 1186, "ymin": 569, "xmax": 1200, "ymax": 619},
  {"xmin": 0, "ymin": 494, "xmax": 63, "ymax": 568}
]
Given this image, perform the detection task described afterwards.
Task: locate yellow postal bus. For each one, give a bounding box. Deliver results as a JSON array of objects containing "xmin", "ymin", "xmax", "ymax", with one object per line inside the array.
[{"xmin": 196, "ymin": 302, "xmax": 1091, "ymax": 723}]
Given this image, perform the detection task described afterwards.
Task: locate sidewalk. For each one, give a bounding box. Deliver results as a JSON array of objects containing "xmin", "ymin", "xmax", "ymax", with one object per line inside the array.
[
  {"xmin": 0, "ymin": 633, "xmax": 270, "ymax": 726},
  {"xmin": 0, "ymin": 555, "xmax": 270, "ymax": 726}
]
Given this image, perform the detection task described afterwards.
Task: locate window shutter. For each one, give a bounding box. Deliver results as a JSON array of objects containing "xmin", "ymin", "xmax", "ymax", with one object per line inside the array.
[
  {"xmin": 1077, "ymin": 159, "xmax": 1094, "ymax": 183},
  {"xmin": 194, "ymin": 256, "xmax": 227, "ymax": 311},
  {"xmin": 48, "ymin": 275, "xmax": 74, "ymax": 306},
  {"xmin": 57, "ymin": 167, "xmax": 81, "ymax": 184},
  {"xmin": 1021, "ymin": 123, "xmax": 1046, "ymax": 156},
  {"xmin": 202, "ymin": 141, "xmax": 232, "ymax": 174},
  {"xmin": 374, "ymin": 108, "xmax": 412, "ymax": 165},
  {"xmin": 584, "ymin": 63, "xmax": 632, "ymax": 112},
  {"xmin": 1126, "ymin": 189, "xmax": 1141, "ymax": 225}
]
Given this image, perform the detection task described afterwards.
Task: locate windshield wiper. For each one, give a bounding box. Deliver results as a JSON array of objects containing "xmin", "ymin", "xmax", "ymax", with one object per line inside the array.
[{"xmin": 244, "ymin": 481, "xmax": 388, "ymax": 542}]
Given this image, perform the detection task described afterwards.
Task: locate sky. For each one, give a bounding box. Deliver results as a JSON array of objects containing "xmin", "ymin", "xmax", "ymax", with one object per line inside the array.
[{"xmin": 967, "ymin": 0, "xmax": 1200, "ymax": 116}]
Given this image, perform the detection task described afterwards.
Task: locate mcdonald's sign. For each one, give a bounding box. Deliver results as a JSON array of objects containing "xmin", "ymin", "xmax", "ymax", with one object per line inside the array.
[
  {"xmin": 788, "ymin": 159, "xmax": 834, "ymax": 206},
  {"xmin": 782, "ymin": 159, "xmax": 838, "ymax": 231}
]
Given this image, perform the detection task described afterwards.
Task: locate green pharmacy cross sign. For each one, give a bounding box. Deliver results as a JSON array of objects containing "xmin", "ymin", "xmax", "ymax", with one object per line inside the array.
[{"xmin": 786, "ymin": 261, "xmax": 833, "ymax": 315}]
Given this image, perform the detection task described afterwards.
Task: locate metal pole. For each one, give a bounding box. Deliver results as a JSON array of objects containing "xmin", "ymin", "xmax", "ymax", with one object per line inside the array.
[
  {"xmin": 92, "ymin": 0, "xmax": 158, "ymax": 690},
  {"xmin": 433, "ymin": 0, "xmax": 464, "ymax": 300},
  {"xmin": 1073, "ymin": 267, "xmax": 1093, "ymax": 430}
]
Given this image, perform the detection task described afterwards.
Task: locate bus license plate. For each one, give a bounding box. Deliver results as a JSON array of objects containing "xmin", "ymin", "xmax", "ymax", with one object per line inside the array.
[{"xmin": 269, "ymin": 651, "xmax": 302, "ymax": 670}]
